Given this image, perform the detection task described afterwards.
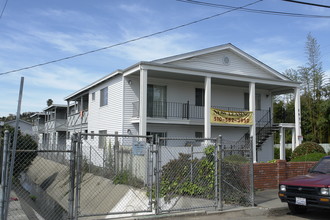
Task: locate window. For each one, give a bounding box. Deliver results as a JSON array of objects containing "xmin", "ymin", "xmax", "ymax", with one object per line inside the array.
[
  {"xmin": 195, "ymin": 132, "xmax": 203, "ymax": 139},
  {"xmin": 92, "ymin": 92, "xmax": 95, "ymax": 101},
  {"xmin": 195, "ymin": 88, "xmax": 205, "ymax": 106},
  {"xmin": 100, "ymin": 87, "xmax": 108, "ymax": 107},
  {"xmin": 147, "ymin": 85, "xmax": 167, "ymax": 117},
  {"xmin": 244, "ymin": 93, "xmax": 261, "ymax": 110},
  {"xmin": 98, "ymin": 130, "xmax": 107, "ymax": 148},
  {"xmin": 147, "ymin": 132, "xmax": 166, "ymax": 145},
  {"xmin": 67, "ymin": 131, "xmax": 70, "ymax": 139}
]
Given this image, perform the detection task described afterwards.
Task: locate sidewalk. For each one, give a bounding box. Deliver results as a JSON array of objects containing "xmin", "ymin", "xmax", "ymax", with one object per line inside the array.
[{"xmin": 118, "ymin": 189, "xmax": 288, "ymax": 220}]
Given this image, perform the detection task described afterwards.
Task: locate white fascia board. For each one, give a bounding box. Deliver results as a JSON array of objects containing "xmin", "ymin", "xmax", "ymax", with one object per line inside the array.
[
  {"xmin": 153, "ymin": 43, "xmax": 289, "ymax": 81},
  {"xmin": 64, "ymin": 70, "xmax": 123, "ymax": 100},
  {"xmin": 122, "ymin": 64, "xmax": 141, "ymax": 76},
  {"xmin": 138, "ymin": 62, "xmax": 300, "ymax": 88},
  {"xmin": 43, "ymin": 104, "xmax": 67, "ymax": 111},
  {"xmin": 228, "ymin": 46, "xmax": 289, "ymax": 81},
  {"xmin": 152, "ymin": 43, "xmax": 232, "ymax": 64}
]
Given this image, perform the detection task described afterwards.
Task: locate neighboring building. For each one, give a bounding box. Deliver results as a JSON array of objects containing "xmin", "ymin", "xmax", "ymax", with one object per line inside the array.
[
  {"xmin": 30, "ymin": 112, "xmax": 46, "ymax": 148},
  {"xmin": 42, "ymin": 104, "xmax": 67, "ymax": 151},
  {"xmin": 64, "ymin": 43, "xmax": 302, "ymax": 163},
  {"xmin": 3, "ymin": 119, "xmax": 33, "ymax": 135}
]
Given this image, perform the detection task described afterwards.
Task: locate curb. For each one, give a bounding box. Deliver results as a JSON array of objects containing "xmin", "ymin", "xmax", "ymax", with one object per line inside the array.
[{"xmin": 114, "ymin": 202, "xmax": 289, "ymax": 220}]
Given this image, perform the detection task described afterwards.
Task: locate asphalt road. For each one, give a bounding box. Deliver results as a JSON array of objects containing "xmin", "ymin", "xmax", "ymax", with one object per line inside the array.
[{"xmin": 172, "ymin": 207, "xmax": 330, "ymax": 220}]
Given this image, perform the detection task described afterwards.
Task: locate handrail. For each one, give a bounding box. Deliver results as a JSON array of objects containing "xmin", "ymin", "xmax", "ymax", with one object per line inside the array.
[{"xmin": 132, "ymin": 101, "xmax": 269, "ymax": 120}]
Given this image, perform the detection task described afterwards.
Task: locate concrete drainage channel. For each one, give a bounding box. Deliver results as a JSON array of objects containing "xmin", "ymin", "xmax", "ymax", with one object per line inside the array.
[{"xmin": 17, "ymin": 172, "xmax": 67, "ymax": 220}]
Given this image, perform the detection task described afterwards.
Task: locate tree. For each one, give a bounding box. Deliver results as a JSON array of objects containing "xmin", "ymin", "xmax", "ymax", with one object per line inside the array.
[
  {"xmin": 1, "ymin": 125, "xmax": 38, "ymax": 177},
  {"xmin": 278, "ymin": 33, "xmax": 329, "ymax": 143},
  {"xmin": 47, "ymin": 99, "xmax": 53, "ymax": 106}
]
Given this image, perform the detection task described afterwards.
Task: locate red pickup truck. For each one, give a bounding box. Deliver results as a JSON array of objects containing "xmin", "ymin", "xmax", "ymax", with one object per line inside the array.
[{"xmin": 278, "ymin": 156, "xmax": 330, "ymax": 214}]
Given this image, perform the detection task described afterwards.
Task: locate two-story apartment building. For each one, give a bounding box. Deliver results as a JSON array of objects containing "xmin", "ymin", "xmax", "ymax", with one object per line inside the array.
[
  {"xmin": 40, "ymin": 104, "xmax": 67, "ymax": 151},
  {"xmin": 65, "ymin": 43, "xmax": 301, "ymax": 163}
]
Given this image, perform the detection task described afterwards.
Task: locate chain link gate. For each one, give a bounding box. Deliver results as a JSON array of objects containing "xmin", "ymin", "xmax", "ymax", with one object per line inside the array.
[
  {"xmin": 154, "ymin": 137, "xmax": 220, "ymax": 213},
  {"xmin": 73, "ymin": 132, "xmax": 154, "ymax": 219},
  {"xmin": 219, "ymin": 137, "xmax": 254, "ymax": 210}
]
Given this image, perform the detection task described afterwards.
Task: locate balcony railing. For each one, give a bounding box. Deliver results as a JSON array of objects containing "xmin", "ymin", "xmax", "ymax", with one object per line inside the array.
[
  {"xmin": 133, "ymin": 101, "xmax": 269, "ymax": 122},
  {"xmin": 67, "ymin": 111, "xmax": 88, "ymax": 128}
]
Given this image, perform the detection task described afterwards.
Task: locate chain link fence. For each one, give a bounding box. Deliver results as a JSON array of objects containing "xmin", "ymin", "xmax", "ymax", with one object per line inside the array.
[
  {"xmin": 219, "ymin": 137, "xmax": 254, "ymax": 209},
  {"xmin": 76, "ymin": 133, "xmax": 153, "ymax": 218},
  {"xmin": 155, "ymin": 137, "xmax": 219, "ymax": 213},
  {"xmin": 0, "ymin": 130, "xmax": 73, "ymax": 220},
  {"xmin": 1, "ymin": 129, "xmax": 254, "ymax": 219}
]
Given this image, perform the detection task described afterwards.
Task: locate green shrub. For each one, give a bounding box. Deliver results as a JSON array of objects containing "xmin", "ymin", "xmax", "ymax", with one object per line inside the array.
[
  {"xmin": 274, "ymin": 147, "xmax": 292, "ymax": 161},
  {"xmin": 1, "ymin": 125, "xmax": 38, "ymax": 177},
  {"xmin": 290, "ymin": 153, "xmax": 326, "ymax": 162},
  {"xmin": 113, "ymin": 170, "xmax": 144, "ymax": 188},
  {"xmin": 159, "ymin": 146, "xmax": 216, "ymax": 201},
  {"xmin": 223, "ymin": 154, "xmax": 249, "ymax": 164},
  {"xmin": 291, "ymin": 142, "xmax": 325, "ymax": 160}
]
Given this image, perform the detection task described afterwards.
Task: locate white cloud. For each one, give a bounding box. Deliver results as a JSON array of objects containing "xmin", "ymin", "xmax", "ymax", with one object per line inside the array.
[
  {"xmin": 253, "ymin": 36, "xmax": 289, "ymax": 46},
  {"xmin": 110, "ymin": 28, "xmax": 196, "ymax": 61},
  {"xmin": 119, "ymin": 4, "xmax": 153, "ymax": 14},
  {"xmin": 302, "ymin": 20, "xmax": 330, "ymax": 31}
]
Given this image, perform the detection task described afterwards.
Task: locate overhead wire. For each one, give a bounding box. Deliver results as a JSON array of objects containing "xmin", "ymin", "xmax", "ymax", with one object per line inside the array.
[
  {"xmin": 177, "ymin": 0, "xmax": 330, "ymax": 18},
  {"xmin": 282, "ymin": 0, "xmax": 330, "ymax": 9},
  {"xmin": 0, "ymin": 0, "xmax": 262, "ymax": 76},
  {"xmin": 0, "ymin": 0, "xmax": 9, "ymax": 19}
]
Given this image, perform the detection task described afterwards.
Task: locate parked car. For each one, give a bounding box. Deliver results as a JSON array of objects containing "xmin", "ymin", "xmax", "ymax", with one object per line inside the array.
[{"xmin": 278, "ymin": 156, "xmax": 330, "ymax": 214}]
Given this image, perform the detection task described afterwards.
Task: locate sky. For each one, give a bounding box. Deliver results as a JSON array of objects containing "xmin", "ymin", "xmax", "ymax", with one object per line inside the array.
[{"xmin": 0, "ymin": 0, "xmax": 330, "ymax": 117}]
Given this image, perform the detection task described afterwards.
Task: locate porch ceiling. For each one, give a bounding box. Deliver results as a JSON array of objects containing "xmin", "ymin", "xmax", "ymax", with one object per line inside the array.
[{"xmin": 130, "ymin": 69, "xmax": 295, "ymax": 94}]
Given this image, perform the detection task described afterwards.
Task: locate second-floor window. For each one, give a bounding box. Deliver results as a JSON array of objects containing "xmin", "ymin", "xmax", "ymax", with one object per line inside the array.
[
  {"xmin": 195, "ymin": 88, "xmax": 205, "ymax": 106},
  {"xmin": 100, "ymin": 87, "xmax": 108, "ymax": 107},
  {"xmin": 92, "ymin": 92, "xmax": 95, "ymax": 101},
  {"xmin": 244, "ymin": 93, "xmax": 261, "ymax": 110}
]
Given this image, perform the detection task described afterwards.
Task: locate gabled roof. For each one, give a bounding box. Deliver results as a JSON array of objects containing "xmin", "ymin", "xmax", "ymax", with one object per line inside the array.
[
  {"xmin": 43, "ymin": 104, "xmax": 67, "ymax": 111},
  {"xmin": 5, "ymin": 119, "xmax": 33, "ymax": 126},
  {"xmin": 152, "ymin": 43, "xmax": 290, "ymax": 81},
  {"xmin": 65, "ymin": 70, "xmax": 122, "ymax": 100}
]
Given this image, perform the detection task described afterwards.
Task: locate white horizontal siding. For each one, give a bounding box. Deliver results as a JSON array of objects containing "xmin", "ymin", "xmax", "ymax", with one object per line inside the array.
[
  {"xmin": 88, "ymin": 75, "xmax": 123, "ymax": 134},
  {"xmin": 168, "ymin": 50, "xmax": 278, "ymax": 80},
  {"xmin": 123, "ymin": 77, "xmax": 139, "ymax": 135}
]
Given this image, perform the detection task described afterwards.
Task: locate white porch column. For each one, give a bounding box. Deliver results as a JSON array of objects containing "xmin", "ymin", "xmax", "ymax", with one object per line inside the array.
[
  {"xmin": 249, "ymin": 82, "xmax": 257, "ymax": 163},
  {"xmin": 294, "ymin": 87, "xmax": 302, "ymax": 147},
  {"xmin": 279, "ymin": 126, "xmax": 286, "ymax": 160},
  {"xmin": 204, "ymin": 77, "xmax": 212, "ymax": 138},
  {"xmin": 291, "ymin": 128, "xmax": 296, "ymax": 151},
  {"xmin": 139, "ymin": 67, "xmax": 148, "ymax": 136}
]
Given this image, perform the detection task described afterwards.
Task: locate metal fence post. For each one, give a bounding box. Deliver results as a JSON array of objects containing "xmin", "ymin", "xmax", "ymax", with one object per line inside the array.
[
  {"xmin": 114, "ymin": 133, "xmax": 119, "ymax": 174},
  {"xmin": 155, "ymin": 135, "xmax": 160, "ymax": 215},
  {"xmin": 75, "ymin": 132, "xmax": 82, "ymax": 219},
  {"xmin": 214, "ymin": 136, "xmax": 219, "ymax": 210},
  {"xmin": 0, "ymin": 130, "xmax": 9, "ymax": 220},
  {"xmin": 218, "ymin": 135, "xmax": 223, "ymax": 211},
  {"xmin": 68, "ymin": 133, "xmax": 77, "ymax": 220},
  {"xmin": 250, "ymin": 137, "xmax": 255, "ymax": 206}
]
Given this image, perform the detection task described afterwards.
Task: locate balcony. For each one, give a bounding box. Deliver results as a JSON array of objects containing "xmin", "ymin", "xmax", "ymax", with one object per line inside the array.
[
  {"xmin": 132, "ymin": 101, "xmax": 269, "ymax": 123},
  {"xmin": 67, "ymin": 111, "xmax": 88, "ymax": 129}
]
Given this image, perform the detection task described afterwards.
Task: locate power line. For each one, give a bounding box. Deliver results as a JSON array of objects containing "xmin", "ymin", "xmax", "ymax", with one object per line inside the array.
[
  {"xmin": 0, "ymin": 0, "xmax": 9, "ymax": 19},
  {"xmin": 0, "ymin": 0, "xmax": 262, "ymax": 76},
  {"xmin": 177, "ymin": 0, "xmax": 330, "ymax": 18},
  {"xmin": 282, "ymin": 0, "xmax": 330, "ymax": 9}
]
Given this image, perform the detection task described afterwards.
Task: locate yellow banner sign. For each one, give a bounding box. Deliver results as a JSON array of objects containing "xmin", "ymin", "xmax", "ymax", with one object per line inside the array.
[{"xmin": 210, "ymin": 108, "xmax": 253, "ymax": 125}]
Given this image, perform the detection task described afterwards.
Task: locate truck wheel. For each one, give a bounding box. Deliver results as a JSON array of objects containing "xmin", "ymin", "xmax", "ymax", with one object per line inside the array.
[{"xmin": 288, "ymin": 204, "xmax": 307, "ymax": 214}]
